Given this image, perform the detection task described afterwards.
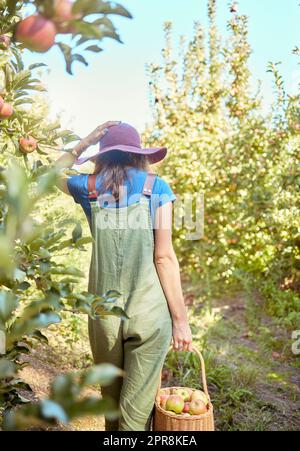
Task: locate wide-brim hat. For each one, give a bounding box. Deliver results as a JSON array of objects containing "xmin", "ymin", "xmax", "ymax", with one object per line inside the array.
[{"xmin": 75, "ymin": 122, "xmax": 167, "ymax": 165}]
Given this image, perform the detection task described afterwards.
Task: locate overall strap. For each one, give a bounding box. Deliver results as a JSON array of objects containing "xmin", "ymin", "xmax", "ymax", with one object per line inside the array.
[
  {"xmin": 88, "ymin": 174, "xmax": 98, "ymax": 200},
  {"xmin": 142, "ymin": 172, "xmax": 156, "ymax": 197}
]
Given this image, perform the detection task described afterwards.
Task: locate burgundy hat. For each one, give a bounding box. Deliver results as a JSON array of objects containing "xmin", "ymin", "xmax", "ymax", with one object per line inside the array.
[{"xmin": 75, "ymin": 122, "xmax": 167, "ymax": 165}]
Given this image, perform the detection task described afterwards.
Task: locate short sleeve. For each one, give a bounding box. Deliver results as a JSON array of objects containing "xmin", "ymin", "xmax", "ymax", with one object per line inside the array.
[
  {"xmin": 152, "ymin": 176, "xmax": 177, "ymax": 208},
  {"xmin": 67, "ymin": 174, "xmax": 88, "ymax": 205}
]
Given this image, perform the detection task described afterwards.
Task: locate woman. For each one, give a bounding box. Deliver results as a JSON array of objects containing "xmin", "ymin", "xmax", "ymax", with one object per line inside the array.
[{"xmin": 56, "ymin": 121, "xmax": 193, "ymax": 431}]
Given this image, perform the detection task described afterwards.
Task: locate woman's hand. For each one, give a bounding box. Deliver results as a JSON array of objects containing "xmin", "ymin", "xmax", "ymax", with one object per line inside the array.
[
  {"xmin": 172, "ymin": 319, "xmax": 193, "ymax": 352},
  {"xmin": 83, "ymin": 121, "xmax": 121, "ymax": 147},
  {"xmin": 73, "ymin": 121, "xmax": 121, "ymax": 157}
]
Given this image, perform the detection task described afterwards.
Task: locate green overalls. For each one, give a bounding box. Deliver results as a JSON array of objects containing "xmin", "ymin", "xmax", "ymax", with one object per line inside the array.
[{"xmin": 87, "ymin": 172, "xmax": 172, "ymax": 431}]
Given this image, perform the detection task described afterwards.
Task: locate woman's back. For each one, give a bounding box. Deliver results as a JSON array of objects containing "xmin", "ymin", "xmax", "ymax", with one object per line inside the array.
[{"xmin": 67, "ymin": 168, "xmax": 176, "ymax": 228}]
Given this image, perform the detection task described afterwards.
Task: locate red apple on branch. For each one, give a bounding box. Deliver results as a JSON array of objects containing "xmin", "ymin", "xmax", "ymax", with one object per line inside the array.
[
  {"xmin": 15, "ymin": 15, "xmax": 57, "ymax": 53},
  {"xmin": 19, "ymin": 136, "xmax": 38, "ymax": 154},
  {"xmin": 53, "ymin": 0, "xmax": 74, "ymax": 21},
  {"xmin": 52, "ymin": 0, "xmax": 81, "ymax": 34},
  {"xmin": 0, "ymin": 34, "xmax": 11, "ymax": 50},
  {"xmin": 0, "ymin": 102, "xmax": 13, "ymax": 120}
]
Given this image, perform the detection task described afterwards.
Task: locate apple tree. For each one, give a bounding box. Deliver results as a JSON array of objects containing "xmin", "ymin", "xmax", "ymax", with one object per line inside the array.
[
  {"xmin": 145, "ymin": 0, "xmax": 300, "ymax": 323},
  {"xmin": 0, "ymin": 0, "xmax": 131, "ymax": 429}
]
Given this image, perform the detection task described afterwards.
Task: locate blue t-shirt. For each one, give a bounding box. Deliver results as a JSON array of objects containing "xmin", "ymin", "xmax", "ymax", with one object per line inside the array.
[{"xmin": 67, "ymin": 168, "xmax": 176, "ymax": 227}]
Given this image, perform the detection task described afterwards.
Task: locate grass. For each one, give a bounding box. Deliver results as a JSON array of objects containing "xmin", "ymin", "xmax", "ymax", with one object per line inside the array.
[{"xmin": 161, "ymin": 291, "xmax": 300, "ymax": 431}]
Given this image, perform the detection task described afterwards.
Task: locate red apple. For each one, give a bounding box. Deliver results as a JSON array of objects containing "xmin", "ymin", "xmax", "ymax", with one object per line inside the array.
[
  {"xmin": 183, "ymin": 402, "xmax": 190, "ymax": 413},
  {"xmin": 160, "ymin": 394, "xmax": 169, "ymax": 410},
  {"xmin": 186, "ymin": 387, "xmax": 193, "ymax": 401},
  {"xmin": 0, "ymin": 102, "xmax": 13, "ymax": 120},
  {"xmin": 173, "ymin": 388, "xmax": 190, "ymax": 402},
  {"xmin": 0, "ymin": 34, "xmax": 11, "ymax": 50},
  {"xmin": 0, "ymin": 96, "xmax": 4, "ymax": 111},
  {"xmin": 165, "ymin": 395, "xmax": 184, "ymax": 414},
  {"xmin": 52, "ymin": 0, "xmax": 81, "ymax": 34},
  {"xmin": 189, "ymin": 399, "xmax": 208, "ymax": 415},
  {"xmin": 53, "ymin": 0, "xmax": 73, "ymax": 21},
  {"xmin": 15, "ymin": 15, "xmax": 57, "ymax": 53},
  {"xmin": 190, "ymin": 389, "xmax": 209, "ymax": 405},
  {"xmin": 19, "ymin": 136, "xmax": 38, "ymax": 153}
]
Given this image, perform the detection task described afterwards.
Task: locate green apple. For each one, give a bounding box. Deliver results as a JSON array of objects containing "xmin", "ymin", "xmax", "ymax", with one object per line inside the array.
[
  {"xmin": 190, "ymin": 389, "xmax": 209, "ymax": 405},
  {"xmin": 165, "ymin": 395, "xmax": 184, "ymax": 414},
  {"xmin": 189, "ymin": 399, "xmax": 208, "ymax": 415},
  {"xmin": 173, "ymin": 388, "xmax": 190, "ymax": 402}
]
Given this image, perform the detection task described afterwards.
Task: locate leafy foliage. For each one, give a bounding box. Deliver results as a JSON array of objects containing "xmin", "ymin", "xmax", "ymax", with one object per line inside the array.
[
  {"xmin": 0, "ymin": 163, "xmax": 127, "ymax": 417},
  {"xmin": 3, "ymin": 363, "xmax": 123, "ymax": 430},
  {"xmin": 0, "ymin": 1, "xmax": 129, "ymax": 429},
  {"xmin": 0, "ymin": 0, "xmax": 132, "ymax": 74},
  {"xmin": 145, "ymin": 0, "xmax": 300, "ymax": 317}
]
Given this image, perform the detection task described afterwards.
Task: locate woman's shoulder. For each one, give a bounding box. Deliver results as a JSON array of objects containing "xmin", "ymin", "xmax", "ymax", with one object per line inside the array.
[
  {"xmin": 67, "ymin": 173, "xmax": 89, "ymax": 202},
  {"xmin": 129, "ymin": 169, "xmax": 176, "ymax": 205}
]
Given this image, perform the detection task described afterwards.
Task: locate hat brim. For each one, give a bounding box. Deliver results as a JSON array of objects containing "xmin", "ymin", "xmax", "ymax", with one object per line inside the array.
[{"xmin": 75, "ymin": 145, "xmax": 167, "ymax": 166}]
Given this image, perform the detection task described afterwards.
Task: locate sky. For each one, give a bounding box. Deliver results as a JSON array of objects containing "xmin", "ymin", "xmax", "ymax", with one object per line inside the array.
[{"xmin": 22, "ymin": 0, "xmax": 300, "ymax": 142}]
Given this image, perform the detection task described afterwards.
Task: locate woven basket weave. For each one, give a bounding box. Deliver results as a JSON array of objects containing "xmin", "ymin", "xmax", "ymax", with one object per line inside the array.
[{"xmin": 153, "ymin": 346, "xmax": 215, "ymax": 431}]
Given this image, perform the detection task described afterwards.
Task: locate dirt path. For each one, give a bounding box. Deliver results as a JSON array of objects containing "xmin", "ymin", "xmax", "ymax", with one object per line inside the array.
[
  {"xmin": 19, "ymin": 292, "xmax": 300, "ymax": 431},
  {"xmin": 20, "ymin": 349, "xmax": 105, "ymax": 431}
]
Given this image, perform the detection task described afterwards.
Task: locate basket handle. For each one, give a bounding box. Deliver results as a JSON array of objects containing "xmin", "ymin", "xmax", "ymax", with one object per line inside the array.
[{"xmin": 156, "ymin": 345, "xmax": 210, "ymax": 400}]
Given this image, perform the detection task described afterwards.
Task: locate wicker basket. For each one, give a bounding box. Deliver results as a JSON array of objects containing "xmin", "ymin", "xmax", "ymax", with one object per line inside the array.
[{"xmin": 153, "ymin": 345, "xmax": 215, "ymax": 431}]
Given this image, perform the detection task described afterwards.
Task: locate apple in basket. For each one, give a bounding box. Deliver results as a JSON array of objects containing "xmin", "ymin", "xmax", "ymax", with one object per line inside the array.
[
  {"xmin": 183, "ymin": 402, "xmax": 190, "ymax": 413},
  {"xmin": 173, "ymin": 388, "xmax": 190, "ymax": 402},
  {"xmin": 190, "ymin": 389, "xmax": 209, "ymax": 405},
  {"xmin": 160, "ymin": 394, "xmax": 169, "ymax": 410},
  {"xmin": 165, "ymin": 395, "xmax": 184, "ymax": 414},
  {"xmin": 186, "ymin": 388, "xmax": 194, "ymax": 399},
  {"xmin": 189, "ymin": 399, "xmax": 208, "ymax": 415}
]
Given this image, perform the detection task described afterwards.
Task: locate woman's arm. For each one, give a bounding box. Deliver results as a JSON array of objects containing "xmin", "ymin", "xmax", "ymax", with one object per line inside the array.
[
  {"xmin": 154, "ymin": 202, "xmax": 193, "ymax": 352},
  {"xmin": 55, "ymin": 121, "xmax": 120, "ymax": 195}
]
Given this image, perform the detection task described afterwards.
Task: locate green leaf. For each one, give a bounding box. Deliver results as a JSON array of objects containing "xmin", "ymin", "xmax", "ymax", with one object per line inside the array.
[
  {"xmin": 30, "ymin": 330, "xmax": 48, "ymax": 344},
  {"xmin": 66, "ymin": 396, "xmax": 118, "ymax": 419},
  {"xmin": 104, "ymin": 290, "xmax": 121, "ymax": 299},
  {"xmin": 28, "ymin": 63, "xmax": 48, "ymax": 70},
  {"xmin": 85, "ymin": 45, "xmax": 103, "ymax": 53},
  {"xmin": 80, "ymin": 363, "xmax": 123, "ymax": 387},
  {"xmin": 50, "ymin": 373, "xmax": 79, "ymax": 401},
  {"xmin": 15, "ymin": 281, "xmax": 31, "ymax": 292},
  {"xmin": 74, "ymin": 236, "xmax": 93, "ymax": 247},
  {"xmin": 13, "ymin": 268, "xmax": 26, "ymax": 283},
  {"xmin": 40, "ymin": 400, "xmax": 69, "ymax": 424},
  {"xmin": 72, "ymin": 223, "xmax": 83, "ymax": 243},
  {"xmin": 7, "ymin": 312, "xmax": 61, "ymax": 347},
  {"xmin": 0, "ymin": 291, "xmax": 18, "ymax": 323},
  {"xmin": 72, "ymin": 21, "xmax": 104, "ymax": 39},
  {"xmin": 99, "ymin": 2, "xmax": 133, "ymax": 19},
  {"xmin": 35, "ymin": 247, "xmax": 52, "ymax": 259},
  {"xmin": 50, "ymin": 266, "xmax": 84, "ymax": 277},
  {"xmin": 0, "ymin": 358, "xmax": 17, "ymax": 379},
  {"xmin": 110, "ymin": 306, "xmax": 130, "ymax": 319}
]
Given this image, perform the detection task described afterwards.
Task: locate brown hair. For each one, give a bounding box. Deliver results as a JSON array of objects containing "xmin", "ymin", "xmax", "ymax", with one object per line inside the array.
[{"xmin": 93, "ymin": 150, "xmax": 149, "ymax": 201}]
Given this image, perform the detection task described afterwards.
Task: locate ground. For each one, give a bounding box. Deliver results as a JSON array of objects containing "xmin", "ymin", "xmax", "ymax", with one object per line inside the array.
[{"xmin": 20, "ymin": 290, "xmax": 300, "ymax": 431}]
